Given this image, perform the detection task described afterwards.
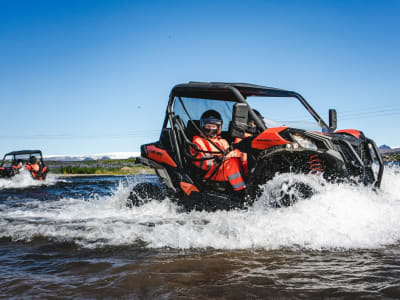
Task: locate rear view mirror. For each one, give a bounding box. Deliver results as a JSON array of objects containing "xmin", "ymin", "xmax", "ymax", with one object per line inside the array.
[
  {"xmin": 230, "ymin": 103, "xmax": 248, "ymax": 138},
  {"xmin": 329, "ymin": 109, "xmax": 337, "ymax": 132}
]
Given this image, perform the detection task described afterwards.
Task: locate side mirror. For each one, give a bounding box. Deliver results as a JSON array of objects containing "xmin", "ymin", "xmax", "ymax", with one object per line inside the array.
[
  {"xmin": 329, "ymin": 109, "xmax": 337, "ymax": 132},
  {"xmin": 230, "ymin": 103, "xmax": 248, "ymax": 138}
]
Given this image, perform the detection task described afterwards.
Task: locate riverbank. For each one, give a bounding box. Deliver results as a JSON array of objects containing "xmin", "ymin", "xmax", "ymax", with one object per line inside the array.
[
  {"xmin": 55, "ymin": 169, "xmax": 155, "ymax": 177},
  {"xmin": 46, "ymin": 158, "xmax": 155, "ymax": 176}
]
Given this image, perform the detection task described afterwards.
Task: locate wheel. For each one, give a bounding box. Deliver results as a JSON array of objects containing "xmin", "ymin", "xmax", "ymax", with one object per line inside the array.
[
  {"xmin": 247, "ymin": 149, "xmax": 315, "ymax": 207},
  {"xmin": 127, "ymin": 182, "xmax": 166, "ymax": 207},
  {"xmin": 274, "ymin": 181, "xmax": 313, "ymax": 207}
]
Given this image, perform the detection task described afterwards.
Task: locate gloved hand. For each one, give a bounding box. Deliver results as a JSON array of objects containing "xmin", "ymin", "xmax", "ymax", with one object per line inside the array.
[
  {"xmin": 232, "ymin": 137, "xmax": 253, "ymax": 153},
  {"xmin": 213, "ymin": 156, "xmax": 223, "ymax": 165},
  {"xmin": 231, "ymin": 142, "xmax": 240, "ymax": 149}
]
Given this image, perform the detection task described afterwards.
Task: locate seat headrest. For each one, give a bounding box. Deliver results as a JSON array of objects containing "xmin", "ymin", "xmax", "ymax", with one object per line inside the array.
[{"xmin": 185, "ymin": 120, "xmax": 201, "ymax": 140}]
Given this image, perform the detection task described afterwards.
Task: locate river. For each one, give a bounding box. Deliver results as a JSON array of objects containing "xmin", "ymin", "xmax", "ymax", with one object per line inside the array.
[{"xmin": 1, "ymin": 167, "xmax": 400, "ymax": 299}]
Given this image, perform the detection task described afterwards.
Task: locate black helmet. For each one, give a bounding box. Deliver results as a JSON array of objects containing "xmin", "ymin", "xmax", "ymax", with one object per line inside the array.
[
  {"xmin": 248, "ymin": 109, "xmax": 263, "ymax": 123},
  {"xmin": 29, "ymin": 156, "xmax": 37, "ymax": 164},
  {"xmin": 200, "ymin": 110, "xmax": 222, "ymax": 125},
  {"xmin": 200, "ymin": 110, "xmax": 223, "ymax": 137},
  {"xmin": 247, "ymin": 109, "xmax": 264, "ymax": 134}
]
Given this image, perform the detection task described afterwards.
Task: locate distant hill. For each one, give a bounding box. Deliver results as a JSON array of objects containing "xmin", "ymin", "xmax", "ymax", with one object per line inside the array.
[
  {"xmin": 45, "ymin": 152, "xmax": 140, "ymax": 161},
  {"xmin": 44, "ymin": 147, "xmax": 400, "ymax": 161},
  {"xmin": 379, "ymin": 145, "xmax": 400, "ymax": 154},
  {"xmin": 379, "ymin": 144, "xmax": 391, "ymax": 150}
]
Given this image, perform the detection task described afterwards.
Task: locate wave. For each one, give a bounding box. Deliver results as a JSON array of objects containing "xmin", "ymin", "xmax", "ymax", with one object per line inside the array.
[
  {"xmin": 0, "ymin": 165, "xmax": 399, "ymax": 250},
  {"xmin": 0, "ymin": 169, "xmax": 64, "ymax": 189}
]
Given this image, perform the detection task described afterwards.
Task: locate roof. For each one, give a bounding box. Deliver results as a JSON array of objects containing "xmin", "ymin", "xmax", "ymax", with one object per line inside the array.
[
  {"xmin": 168, "ymin": 81, "xmax": 329, "ymax": 130},
  {"xmin": 171, "ymin": 81, "xmax": 299, "ymax": 99},
  {"xmin": 4, "ymin": 150, "xmax": 43, "ymax": 156}
]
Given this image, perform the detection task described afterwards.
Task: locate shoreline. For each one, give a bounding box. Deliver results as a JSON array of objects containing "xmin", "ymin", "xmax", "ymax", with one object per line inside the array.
[
  {"xmin": 55, "ymin": 174, "xmax": 127, "ymax": 177},
  {"xmin": 53, "ymin": 171, "xmax": 155, "ymax": 177}
]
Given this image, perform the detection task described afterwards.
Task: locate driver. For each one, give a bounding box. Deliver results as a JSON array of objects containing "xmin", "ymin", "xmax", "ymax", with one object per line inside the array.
[
  {"xmin": 12, "ymin": 159, "xmax": 23, "ymax": 170},
  {"xmin": 25, "ymin": 156, "xmax": 40, "ymax": 178},
  {"xmin": 191, "ymin": 110, "xmax": 246, "ymax": 193}
]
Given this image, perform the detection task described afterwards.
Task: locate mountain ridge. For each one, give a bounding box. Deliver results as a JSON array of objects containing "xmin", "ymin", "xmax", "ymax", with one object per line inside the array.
[
  {"xmin": 43, "ymin": 145, "xmax": 400, "ymax": 161},
  {"xmin": 378, "ymin": 145, "xmax": 400, "ymax": 154},
  {"xmin": 44, "ymin": 152, "xmax": 140, "ymax": 161}
]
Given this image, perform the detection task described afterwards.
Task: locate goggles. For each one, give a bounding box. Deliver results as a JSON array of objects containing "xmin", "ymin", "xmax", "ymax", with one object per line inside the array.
[
  {"xmin": 200, "ymin": 117, "xmax": 222, "ymax": 128},
  {"xmin": 203, "ymin": 126, "xmax": 219, "ymax": 137}
]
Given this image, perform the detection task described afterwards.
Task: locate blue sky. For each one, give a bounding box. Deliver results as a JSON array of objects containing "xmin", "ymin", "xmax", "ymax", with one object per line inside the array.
[{"xmin": 0, "ymin": 0, "xmax": 399, "ymax": 155}]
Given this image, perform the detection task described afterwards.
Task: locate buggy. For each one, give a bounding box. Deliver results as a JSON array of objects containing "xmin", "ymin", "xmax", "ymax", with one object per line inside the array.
[
  {"xmin": 131, "ymin": 82, "xmax": 384, "ymax": 211},
  {"xmin": 0, "ymin": 150, "xmax": 48, "ymax": 180}
]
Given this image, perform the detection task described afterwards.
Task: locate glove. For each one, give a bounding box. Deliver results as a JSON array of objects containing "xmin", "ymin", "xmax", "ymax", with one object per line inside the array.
[
  {"xmin": 225, "ymin": 145, "xmax": 234, "ymax": 153},
  {"xmin": 231, "ymin": 142, "xmax": 240, "ymax": 150},
  {"xmin": 213, "ymin": 156, "xmax": 223, "ymax": 165},
  {"xmin": 232, "ymin": 137, "xmax": 253, "ymax": 153}
]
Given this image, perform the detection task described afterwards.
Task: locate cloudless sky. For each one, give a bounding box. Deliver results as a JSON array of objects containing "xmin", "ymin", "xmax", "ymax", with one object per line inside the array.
[{"xmin": 1, "ymin": 0, "xmax": 399, "ymax": 155}]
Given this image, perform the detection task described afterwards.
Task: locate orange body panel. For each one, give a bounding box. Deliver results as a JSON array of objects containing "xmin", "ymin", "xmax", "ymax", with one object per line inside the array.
[
  {"xmin": 251, "ymin": 127, "xmax": 290, "ymax": 150},
  {"xmin": 180, "ymin": 182, "xmax": 200, "ymax": 196},
  {"xmin": 335, "ymin": 129, "xmax": 361, "ymax": 139},
  {"xmin": 146, "ymin": 145, "xmax": 177, "ymax": 167}
]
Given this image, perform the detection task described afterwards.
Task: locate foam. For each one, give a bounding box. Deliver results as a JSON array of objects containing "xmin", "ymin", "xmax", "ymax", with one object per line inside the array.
[
  {"xmin": 0, "ymin": 169, "xmax": 63, "ymax": 189},
  {"xmin": 0, "ymin": 165, "xmax": 399, "ymax": 250}
]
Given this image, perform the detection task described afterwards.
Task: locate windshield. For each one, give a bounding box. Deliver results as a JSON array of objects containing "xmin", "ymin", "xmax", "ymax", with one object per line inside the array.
[
  {"xmin": 172, "ymin": 95, "xmax": 323, "ymax": 132},
  {"xmin": 172, "ymin": 97, "xmax": 235, "ymax": 131},
  {"xmin": 1, "ymin": 153, "xmax": 40, "ymax": 167},
  {"xmin": 2, "ymin": 156, "xmax": 14, "ymax": 167},
  {"xmin": 246, "ymin": 96, "xmax": 323, "ymax": 131}
]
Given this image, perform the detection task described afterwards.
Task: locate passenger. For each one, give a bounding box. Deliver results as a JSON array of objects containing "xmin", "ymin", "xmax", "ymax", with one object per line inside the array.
[
  {"xmin": 235, "ymin": 109, "xmax": 264, "ymax": 142},
  {"xmin": 234, "ymin": 109, "xmax": 265, "ymax": 175},
  {"xmin": 12, "ymin": 159, "xmax": 23, "ymax": 170},
  {"xmin": 25, "ymin": 156, "xmax": 40, "ymax": 178},
  {"xmin": 191, "ymin": 110, "xmax": 246, "ymax": 193}
]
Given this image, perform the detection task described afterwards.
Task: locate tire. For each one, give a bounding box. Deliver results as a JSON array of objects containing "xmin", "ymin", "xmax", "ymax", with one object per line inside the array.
[
  {"xmin": 273, "ymin": 181, "xmax": 313, "ymax": 207},
  {"xmin": 127, "ymin": 182, "xmax": 166, "ymax": 207},
  {"xmin": 247, "ymin": 148, "xmax": 314, "ymax": 207}
]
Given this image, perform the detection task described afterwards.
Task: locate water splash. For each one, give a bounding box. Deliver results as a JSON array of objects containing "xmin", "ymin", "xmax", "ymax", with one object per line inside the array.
[
  {"xmin": 0, "ymin": 166, "xmax": 399, "ymax": 250},
  {"xmin": 0, "ymin": 169, "xmax": 63, "ymax": 189}
]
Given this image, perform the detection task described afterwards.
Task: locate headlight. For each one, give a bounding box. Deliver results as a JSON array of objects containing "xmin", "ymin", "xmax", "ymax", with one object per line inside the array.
[{"xmin": 287, "ymin": 133, "xmax": 318, "ymax": 151}]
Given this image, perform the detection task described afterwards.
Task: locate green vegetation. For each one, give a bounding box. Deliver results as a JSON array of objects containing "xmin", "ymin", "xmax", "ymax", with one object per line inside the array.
[
  {"xmin": 47, "ymin": 158, "xmax": 154, "ymax": 175},
  {"xmin": 382, "ymin": 152, "xmax": 400, "ymax": 162}
]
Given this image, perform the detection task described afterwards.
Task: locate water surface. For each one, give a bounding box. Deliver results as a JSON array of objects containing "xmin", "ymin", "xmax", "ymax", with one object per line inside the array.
[{"xmin": 1, "ymin": 167, "xmax": 400, "ymax": 299}]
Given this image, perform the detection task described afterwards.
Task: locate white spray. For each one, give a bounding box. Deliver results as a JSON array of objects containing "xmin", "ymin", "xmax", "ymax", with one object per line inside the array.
[{"xmin": 0, "ymin": 166, "xmax": 399, "ymax": 250}]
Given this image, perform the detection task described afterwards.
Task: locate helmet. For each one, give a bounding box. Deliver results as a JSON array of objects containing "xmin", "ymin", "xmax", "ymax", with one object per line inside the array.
[
  {"xmin": 247, "ymin": 109, "xmax": 264, "ymax": 134},
  {"xmin": 248, "ymin": 109, "xmax": 262, "ymax": 123},
  {"xmin": 200, "ymin": 110, "xmax": 223, "ymax": 138},
  {"xmin": 29, "ymin": 156, "xmax": 37, "ymax": 164}
]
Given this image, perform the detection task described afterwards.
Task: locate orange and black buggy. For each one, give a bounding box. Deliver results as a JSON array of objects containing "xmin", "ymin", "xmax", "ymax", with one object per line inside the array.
[
  {"xmin": 130, "ymin": 82, "xmax": 384, "ymax": 211},
  {"xmin": 0, "ymin": 150, "xmax": 48, "ymax": 180}
]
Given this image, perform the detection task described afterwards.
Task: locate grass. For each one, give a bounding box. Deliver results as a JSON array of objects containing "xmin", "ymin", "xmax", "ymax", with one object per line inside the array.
[
  {"xmin": 47, "ymin": 158, "xmax": 154, "ymax": 175},
  {"xmin": 382, "ymin": 152, "xmax": 400, "ymax": 162}
]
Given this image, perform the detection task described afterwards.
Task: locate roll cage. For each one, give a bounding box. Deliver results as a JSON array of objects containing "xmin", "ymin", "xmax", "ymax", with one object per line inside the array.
[
  {"xmin": 0, "ymin": 150, "xmax": 45, "ymax": 167},
  {"xmin": 161, "ymin": 82, "xmax": 330, "ymax": 171},
  {"xmin": 163, "ymin": 82, "xmax": 329, "ymax": 130}
]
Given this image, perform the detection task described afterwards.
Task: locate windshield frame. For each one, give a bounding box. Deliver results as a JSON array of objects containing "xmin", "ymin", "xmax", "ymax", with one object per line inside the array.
[
  {"xmin": 165, "ymin": 82, "xmax": 329, "ymax": 132},
  {"xmin": 159, "ymin": 82, "xmax": 329, "ymax": 170},
  {"xmin": 1, "ymin": 151, "xmax": 44, "ymax": 167}
]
